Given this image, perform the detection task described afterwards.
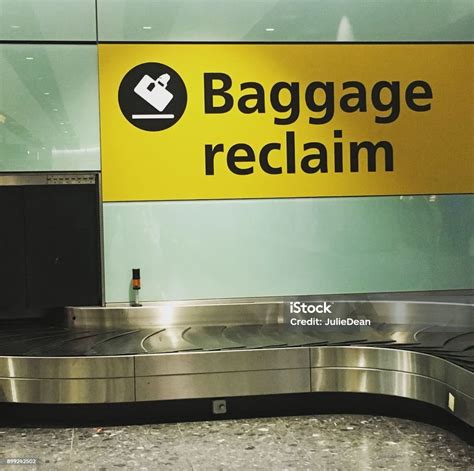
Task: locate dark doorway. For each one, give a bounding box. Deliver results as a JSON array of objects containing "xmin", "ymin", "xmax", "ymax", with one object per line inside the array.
[{"xmin": 0, "ymin": 175, "xmax": 102, "ymax": 318}]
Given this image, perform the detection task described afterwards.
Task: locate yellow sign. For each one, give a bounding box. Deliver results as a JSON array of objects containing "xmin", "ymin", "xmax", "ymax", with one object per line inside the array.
[{"xmin": 98, "ymin": 44, "xmax": 473, "ymax": 202}]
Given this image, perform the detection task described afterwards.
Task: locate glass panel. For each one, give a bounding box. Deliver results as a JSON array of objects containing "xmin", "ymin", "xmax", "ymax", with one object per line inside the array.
[
  {"xmin": 103, "ymin": 195, "xmax": 474, "ymax": 303},
  {"xmin": 0, "ymin": 44, "xmax": 100, "ymax": 171},
  {"xmin": 0, "ymin": 0, "xmax": 96, "ymax": 42},
  {"xmin": 97, "ymin": 0, "xmax": 474, "ymax": 42}
]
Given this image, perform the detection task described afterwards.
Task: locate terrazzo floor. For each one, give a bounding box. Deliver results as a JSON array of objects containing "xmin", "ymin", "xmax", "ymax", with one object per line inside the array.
[{"xmin": 0, "ymin": 415, "xmax": 472, "ymax": 470}]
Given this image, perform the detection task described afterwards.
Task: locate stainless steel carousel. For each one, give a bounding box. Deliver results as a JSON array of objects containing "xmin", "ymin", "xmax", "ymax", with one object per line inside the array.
[{"xmin": 0, "ymin": 298, "xmax": 472, "ymax": 426}]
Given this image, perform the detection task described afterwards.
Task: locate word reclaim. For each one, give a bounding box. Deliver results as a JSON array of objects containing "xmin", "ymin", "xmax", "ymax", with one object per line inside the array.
[{"xmin": 203, "ymin": 73, "xmax": 433, "ymax": 176}]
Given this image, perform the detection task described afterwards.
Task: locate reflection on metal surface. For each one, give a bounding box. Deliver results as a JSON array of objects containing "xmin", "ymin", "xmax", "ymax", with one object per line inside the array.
[
  {"xmin": 0, "ymin": 174, "xmax": 48, "ymax": 186},
  {"xmin": 310, "ymin": 347, "xmax": 472, "ymax": 397},
  {"xmin": 67, "ymin": 300, "xmax": 283, "ymax": 329},
  {"xmin": 136, "ymin": 369, "xmax": 311, "ymax": 401},
  {"xmin": 0, "ymin": 356, "xmax": 134, "ymax": 379},
  {"xmin": 68, "ymin": 299, "xmax": 473, "ymax": 329},
  {"xmin": 0, "ymin": 378, "xmax": 134, "ymax": 404},
  {"xmin": 310, "ymin": 367, "xmax": 473, "ymax": 426},
  {"xmin": 0, "ymin": 173, "xmax": 97, "ymax": 186},
  {"xmin": 135, "ymin": 348, "xmax": 310, "ymax": 377},
  {"xmin": 0, "ymin": 300, "xmax": 472, "ymax": 425}
]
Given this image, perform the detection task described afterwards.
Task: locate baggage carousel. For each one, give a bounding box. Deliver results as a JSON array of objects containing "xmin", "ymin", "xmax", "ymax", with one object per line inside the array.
[{"xmin": 0, "ymin": 299, "xmax": 473, "ymax": 426}]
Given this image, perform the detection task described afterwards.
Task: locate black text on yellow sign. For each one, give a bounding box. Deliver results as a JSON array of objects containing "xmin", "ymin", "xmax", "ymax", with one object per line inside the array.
[{"xmin": 98, "ymin": 44, "xmax": 474, "ymax": 202}]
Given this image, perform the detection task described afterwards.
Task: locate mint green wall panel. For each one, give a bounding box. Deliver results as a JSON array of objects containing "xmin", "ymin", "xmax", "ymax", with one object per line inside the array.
[
  {"xmin": 0, "ymin": 0, "xmax": 96, "ymax": 41},
  {"xmin": 97, "ymin": 0, "xmax": 474, "ymax": 42},
  {"xmin": 0, "ymin": 44, "xmax": 100, "ymax": 171},
  {"xmin": 103, "ymin": 196, "xmax": 474, "ymax": 303}
]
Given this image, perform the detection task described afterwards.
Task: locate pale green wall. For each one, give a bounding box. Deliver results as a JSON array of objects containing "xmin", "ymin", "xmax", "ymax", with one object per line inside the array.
[
  {"xmin": 0, "ymin": 44, "xmax": 100, "ymax": 171},
  {"xmin": 104, "ymin": 196, "xmax": 474, "ymax": 303},
  {"xmin": 97, "ymin": 0, "xmax": 474, "ymax": 41},
  {"xmin": 0, "ymin": 0, "xmax": 96, "ymax": 41},
  {"xmin": 1, "ymin": 1, "xmax": 473, "ymax": 304}
]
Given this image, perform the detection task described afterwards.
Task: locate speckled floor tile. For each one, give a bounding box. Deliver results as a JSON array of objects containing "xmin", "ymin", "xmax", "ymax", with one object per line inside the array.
[{"xmin": 0, "ymin": 415, "xmax": 472, "ymax": 470}]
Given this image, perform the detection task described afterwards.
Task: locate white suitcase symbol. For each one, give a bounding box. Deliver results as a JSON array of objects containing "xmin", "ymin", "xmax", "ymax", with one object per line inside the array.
[{"xmin": 134, "ymin": 73, "xmax": 173, "ymax": 112}]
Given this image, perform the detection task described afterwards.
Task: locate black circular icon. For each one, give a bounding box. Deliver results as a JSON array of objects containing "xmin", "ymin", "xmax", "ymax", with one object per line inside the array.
[{"xmin": 118, "ymin": 62, "xmax": 187, "ymax": 131}]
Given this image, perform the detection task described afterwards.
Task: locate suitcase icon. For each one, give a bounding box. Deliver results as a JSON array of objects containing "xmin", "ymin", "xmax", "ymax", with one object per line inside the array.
[{"xmin": 134, "ymin": 73, "xmax": 174, "ymax": 112}]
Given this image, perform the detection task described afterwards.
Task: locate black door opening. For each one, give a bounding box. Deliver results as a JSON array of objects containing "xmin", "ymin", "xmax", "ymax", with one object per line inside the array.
[{"xmin": 0, "ymin": 174, "xmax": 102, "ymax": 318}]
